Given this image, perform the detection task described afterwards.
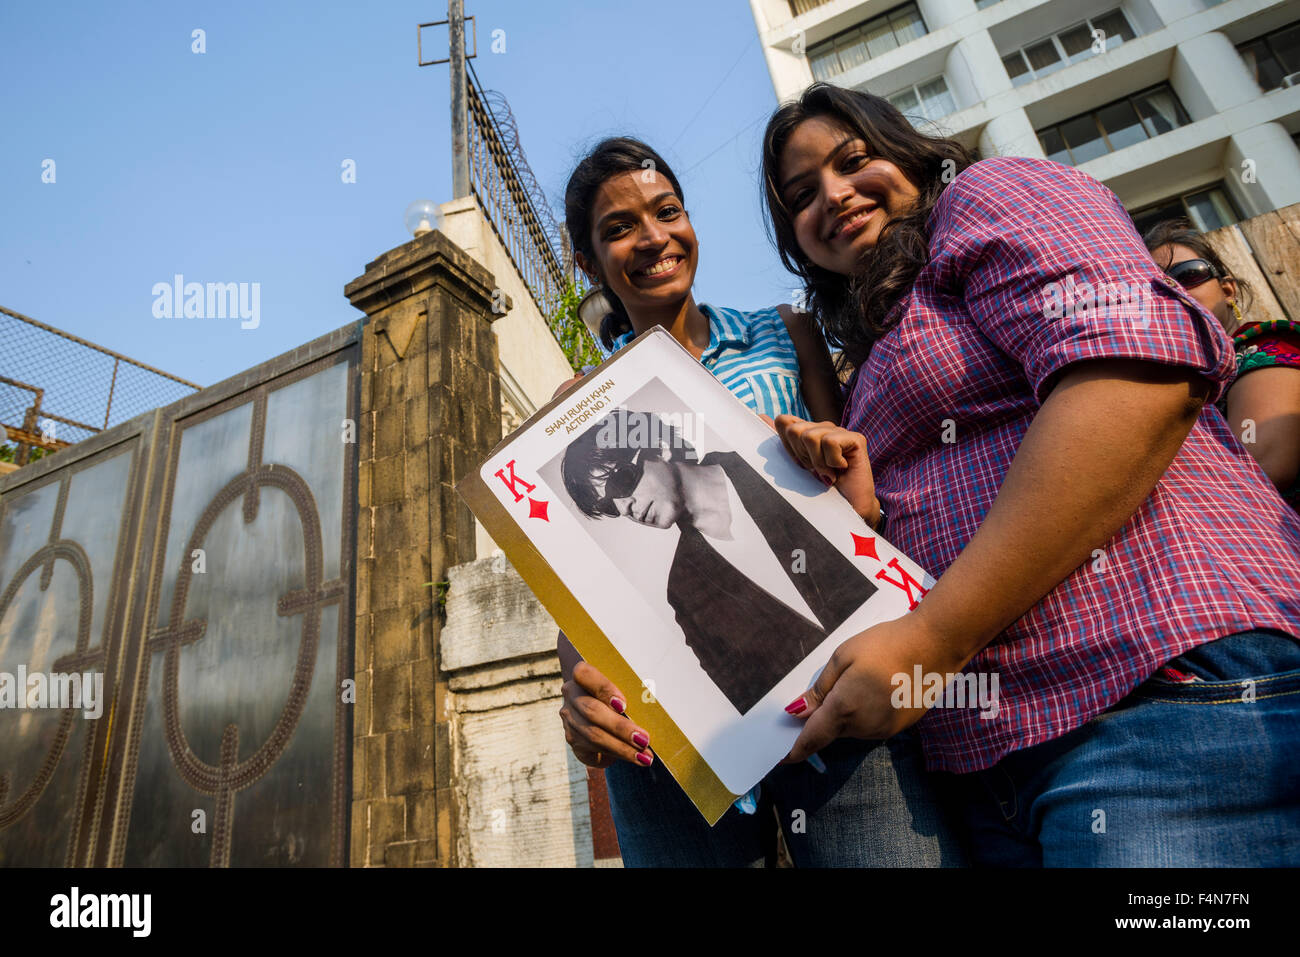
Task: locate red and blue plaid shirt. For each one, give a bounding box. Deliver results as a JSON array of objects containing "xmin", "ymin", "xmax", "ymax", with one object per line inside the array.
[{"xmin": 842, "ymin": 156, "xmax": 1300, "ymax": 774}]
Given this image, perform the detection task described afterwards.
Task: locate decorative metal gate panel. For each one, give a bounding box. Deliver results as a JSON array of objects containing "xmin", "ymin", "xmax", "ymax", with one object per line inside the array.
[
  {"xmin": 0, "ymin": 323, "xmax": 359, "ymax": 866},
  {"xmin": 0, "ymin": 426, "xmax": 150, "ymax": 866}
]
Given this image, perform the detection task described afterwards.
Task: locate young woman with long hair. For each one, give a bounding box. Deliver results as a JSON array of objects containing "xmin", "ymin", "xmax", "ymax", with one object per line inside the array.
[{"xmin": 760, "ymin": 83, "xmax": 1300, "ymax": 866}]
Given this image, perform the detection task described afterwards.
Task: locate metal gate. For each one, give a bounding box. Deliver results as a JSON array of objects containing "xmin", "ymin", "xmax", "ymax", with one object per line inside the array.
[{"xmin": 0, "ymin": 322, "xmax": 360, "ymax": 866}]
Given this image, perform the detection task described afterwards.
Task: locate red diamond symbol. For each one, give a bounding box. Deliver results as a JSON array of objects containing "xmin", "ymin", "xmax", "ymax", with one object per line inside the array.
[
  {"xmin": 851, "ymin": 532, "xmax": 878, "ymax": 560},
  {"xmin": 527, "ymin": 497, "xmax": 549, "ymax": 521}
]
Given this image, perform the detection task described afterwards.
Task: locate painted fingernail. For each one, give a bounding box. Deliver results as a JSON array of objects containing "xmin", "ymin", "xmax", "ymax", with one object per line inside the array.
[
  {"xmin": 820, "ymin": 474, "xmax": 834, "ymax": 487},
  {"xmin": 635, "ymin": 751, "xmax": 654, "ymax": 766},
  {"xmin": 610, "ymin": 696, "xmax": 625, "ymax": 713},
  {"xmin": 785, "ymin": 697, "xmax": 807, "ymax": 715},
  {"xmin": 806, "ymin": 753, "xmax": 827, "ymax": 774},
  {"xmin": 632, "ymin": 731, "xmax": 649, "ymax": 748}
]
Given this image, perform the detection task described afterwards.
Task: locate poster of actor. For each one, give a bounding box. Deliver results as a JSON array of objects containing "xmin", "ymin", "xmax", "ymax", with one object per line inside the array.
[
  {"xmin": 463, "ymin": 330, "xmax": 935, "ymax": 818},
  {"xmin": 559, "ymin": 405, "xmax": 877, "ymax": 716}
]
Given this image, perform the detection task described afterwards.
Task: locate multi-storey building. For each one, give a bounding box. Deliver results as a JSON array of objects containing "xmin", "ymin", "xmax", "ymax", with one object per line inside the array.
[{"xmin": 749, "ymin": 0, "xmax": 1300, "ymax": 230}]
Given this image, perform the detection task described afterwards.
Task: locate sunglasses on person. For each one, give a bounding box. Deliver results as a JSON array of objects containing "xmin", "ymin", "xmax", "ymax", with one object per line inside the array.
[
  {"xmin": 1164, "ymin": 258, "xmax": 1220, "ymax": 290},
  {"xmin": 594, "ymin": 451, "xmax": 645, "ymax": 516}
]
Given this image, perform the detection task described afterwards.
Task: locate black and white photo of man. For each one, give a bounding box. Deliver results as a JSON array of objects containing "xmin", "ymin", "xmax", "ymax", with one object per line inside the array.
[{"xmin": 561, "ymin": 407, "xmax": 876, "ymax": 714}]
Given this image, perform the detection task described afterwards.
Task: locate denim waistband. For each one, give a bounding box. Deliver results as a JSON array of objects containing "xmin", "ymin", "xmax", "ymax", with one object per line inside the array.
[{"xmin": 1159, "ymin": 628, "xmax": 1300, "ymax": 682}]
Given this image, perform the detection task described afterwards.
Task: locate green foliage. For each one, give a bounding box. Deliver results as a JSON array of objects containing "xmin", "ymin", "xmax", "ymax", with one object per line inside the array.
[
  {"xmin": 548, "ymin": 279, "xmax": 605, "ymax": 373},
  {"xmin": 0, "ymin": 443, "xmax": 46, "ymax": 464},
  {"xmin": 424, "ymin": 580, "xmax": 451, "ymax": 615}
]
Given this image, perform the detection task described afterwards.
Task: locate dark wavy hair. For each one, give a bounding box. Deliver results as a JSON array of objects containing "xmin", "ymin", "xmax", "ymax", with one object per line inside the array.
[
  {"xmin": 761, "ymin": 83, "xmax": 977, "ymax": 372},
  {"xmin": 564, "ymin": 137, "xmax": 687, "ymax": 350},
  {"xmin": 1142, "ymin": 218, "xmax": 1253, "ymax": 316}
]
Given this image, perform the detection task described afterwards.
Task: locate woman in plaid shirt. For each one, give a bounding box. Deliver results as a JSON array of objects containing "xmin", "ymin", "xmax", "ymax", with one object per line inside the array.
[{"xmin": 761, "ymin": 83, "xmax": 1300, "ymax": 866}]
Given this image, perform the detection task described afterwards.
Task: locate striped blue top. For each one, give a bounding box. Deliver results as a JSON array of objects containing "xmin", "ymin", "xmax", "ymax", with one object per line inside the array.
[{"xmin": 610, "ymin": 303, "xmax": 810, "ymax": 420}]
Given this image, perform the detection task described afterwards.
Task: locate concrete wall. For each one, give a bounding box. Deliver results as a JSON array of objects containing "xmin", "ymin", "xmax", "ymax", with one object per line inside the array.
[
  {"xmin": 437, "ymin": 196, "xmax": 574, "ymax": 432},
  {"xmin": 439, "ymin": 553, "xmax": 595, "ymax": 867}
]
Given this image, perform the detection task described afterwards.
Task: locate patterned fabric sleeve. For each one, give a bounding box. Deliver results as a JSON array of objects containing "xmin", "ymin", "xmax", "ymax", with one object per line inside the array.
[
  {"xmin": 924, "ymin": 157, "xmax": 1236, "ymax": 405},
  {"xmin": 1233, "ymin": 318, "xmax": 1300, "ymax": 376},
  {"xmin": 1229, "ymin": 317, "xmax": 1300, "ymax": 511}
]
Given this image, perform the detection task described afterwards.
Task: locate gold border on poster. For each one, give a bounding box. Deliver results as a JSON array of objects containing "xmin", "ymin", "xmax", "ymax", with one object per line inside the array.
[{"xmin": 456, "ymin": 331, "xmax": 738, "ymax": 825}]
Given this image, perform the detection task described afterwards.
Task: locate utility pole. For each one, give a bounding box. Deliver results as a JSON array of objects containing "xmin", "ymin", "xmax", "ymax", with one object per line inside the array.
[
  {"xmin": 448, "ymin": 0, "xmax": 470, "ymax": 199},
  {"xmin": 417, "ymin": 3, "xmax": 474, "ymax": 200}
]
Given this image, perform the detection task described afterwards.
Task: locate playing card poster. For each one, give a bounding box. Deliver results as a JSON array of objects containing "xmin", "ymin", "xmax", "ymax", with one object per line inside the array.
[{"xmin": 457, "ymin": 327, "xmax": 935, "ymax": 824}]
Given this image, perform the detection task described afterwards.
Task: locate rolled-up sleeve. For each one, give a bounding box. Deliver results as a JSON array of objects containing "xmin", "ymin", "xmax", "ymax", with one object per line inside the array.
[{"xmin": 925, "ymin": 157, "xmax": 1236, "ymax": 404}]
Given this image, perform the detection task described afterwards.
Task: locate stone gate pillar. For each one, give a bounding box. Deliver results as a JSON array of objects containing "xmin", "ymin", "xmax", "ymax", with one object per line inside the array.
[{"xmin": 344, "ymin": 231, "xmax": 504, "ymax": 867}]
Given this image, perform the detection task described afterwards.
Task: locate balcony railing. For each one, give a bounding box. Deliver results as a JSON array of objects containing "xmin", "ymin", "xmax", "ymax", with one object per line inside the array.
[
  {"xmin": 807, "ymin": 4, "xmax": 927, "ymax": 81},
  {"xmin": 1036, "ymin": 84, "xmax": 1190, "ymax": 167},
  {"xmin": 1002, "ymin": 9, "xmax": 1136, "ymax": 87}
]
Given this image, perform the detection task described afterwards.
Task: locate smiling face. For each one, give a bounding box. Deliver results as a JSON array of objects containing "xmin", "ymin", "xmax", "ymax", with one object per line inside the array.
[
  {"xmin": 1149, "ymin": 241, "xmax": 1239, "ymax": 332},
  {"xmin": 776, "ymin": 115, "xmax": 920, "ymax": 277},
  {"xmin": 576, "ymin": 170, "xmax": 697, "ymax": 317}
]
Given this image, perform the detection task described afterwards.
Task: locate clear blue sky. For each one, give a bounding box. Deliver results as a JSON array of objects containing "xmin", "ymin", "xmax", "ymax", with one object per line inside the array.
[{"xmin": 1, "ymin": 0, "xmax": 793, "ymax": 389}]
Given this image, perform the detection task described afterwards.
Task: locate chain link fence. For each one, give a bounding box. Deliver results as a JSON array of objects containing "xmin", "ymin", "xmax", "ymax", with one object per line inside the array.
[{"xmin": 1, "ymin": 305, "xmax": 200, "ymax": 467}]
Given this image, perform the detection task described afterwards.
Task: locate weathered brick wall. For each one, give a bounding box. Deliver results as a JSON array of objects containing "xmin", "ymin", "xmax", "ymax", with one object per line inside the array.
[
  {"xmin": 345, "ymin": 231, "xmax": 503, "ymax": 867},
  {"xmin": 440, "ymin": 552, "xmax": 595, "ymax": 867}
]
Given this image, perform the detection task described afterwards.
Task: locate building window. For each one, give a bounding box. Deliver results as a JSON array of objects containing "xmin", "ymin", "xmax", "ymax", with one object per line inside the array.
[
  {"xmin": 807, "ymin": 4, "xmax": 928, "ymax": 81},
  {"xmin": 1130, "ymin": 183, "xmax": 1240, "ymax": 236},
  {"xmin": 1237, "ymin": 21, "xmax": 1300, "ymax": 92},
  {"xmin": 1036, "ymin": 84, "xmax": 1190, "ymax": 166},
  {"xmin": 789, "ymin": 0, "xmax": 835, "ymax": 15},
  {"xmin": 1002, "ymin": 10, "xmax": 1136, "ymax": 86},
  {"xmin": 886, "ymin": 76, "xmax": 957, "ymax": 122}
]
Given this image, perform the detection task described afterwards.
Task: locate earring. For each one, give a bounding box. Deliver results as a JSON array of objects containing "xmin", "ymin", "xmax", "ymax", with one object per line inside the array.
[{"xmin": 1229, "ymin": 299, "xmax": 1243, "ymax": 325}]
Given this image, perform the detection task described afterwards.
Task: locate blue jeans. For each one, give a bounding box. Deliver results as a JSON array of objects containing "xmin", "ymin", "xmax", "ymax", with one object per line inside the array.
[
  {"xmin": 945, "ymin": 629, "xmax": 1300, "ymax": 866},
  {"xmin": 604, "ymin": 729, "xmax": 968, "ymax": 867}
]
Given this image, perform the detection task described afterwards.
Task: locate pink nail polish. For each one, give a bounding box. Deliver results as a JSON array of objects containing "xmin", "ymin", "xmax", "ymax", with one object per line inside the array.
[
  {"xmin": 635, "ymin": 751, "xmax": 654, "ymax": 767},
  {"xmin": 785, "ymin": 697, "xmax": 807, "ymax": 715},
  {"xmin": 632, "ymin": 731, "xmax": 649, "ymax": 748},
  {"xmin": 610, "ymin": 696, "xmax": 625, "ymax": 713}
]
